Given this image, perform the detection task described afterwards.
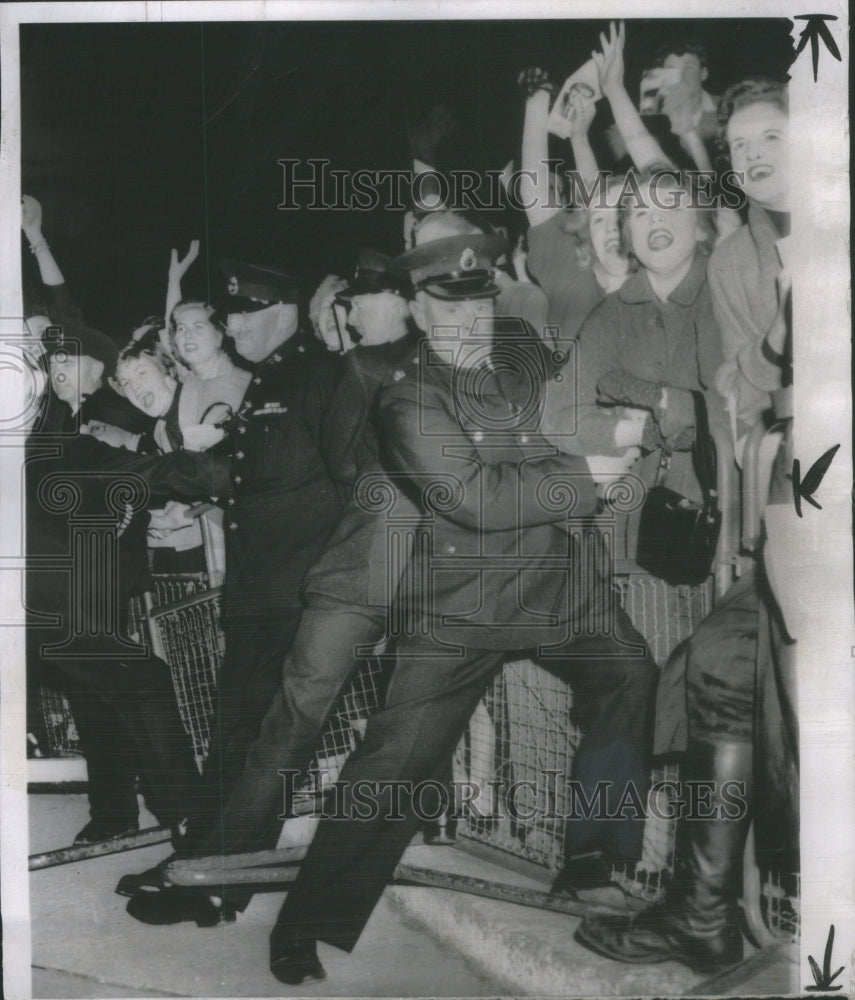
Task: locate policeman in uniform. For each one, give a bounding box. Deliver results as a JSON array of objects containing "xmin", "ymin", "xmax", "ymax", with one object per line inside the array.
[
  {"xmin": 267, "ymin": 234, "xmax": 659, "ymax": 984},
  {"xmin": 122, "ymin": 250, "xmax": 429, "ymax": 926},
  {"xmin": 182, "ymin": 261, "xmax": 351, "ymax": 841}
]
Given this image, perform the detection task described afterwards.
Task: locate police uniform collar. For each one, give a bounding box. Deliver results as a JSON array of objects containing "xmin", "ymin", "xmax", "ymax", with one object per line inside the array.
[
  {"xmin": 618, "ymin": 253, "xmax": 707, "ymax": 307},
  {"xmin": 259, "ymin": 329, "xmax": 311, "ymax": 366}
]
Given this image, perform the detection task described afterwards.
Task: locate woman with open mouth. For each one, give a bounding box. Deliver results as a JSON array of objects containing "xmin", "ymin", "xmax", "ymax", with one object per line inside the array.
[
  {"xmin": 546, "ymin": 169, "xmax": 728, "ymax": 571},
  {"xmin": 708, "ymin": 78, "xmax": 790, "ymax": 459}
]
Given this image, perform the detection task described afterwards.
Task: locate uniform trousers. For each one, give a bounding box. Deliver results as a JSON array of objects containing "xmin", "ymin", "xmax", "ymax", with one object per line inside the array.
[
  {"xmin": 183, "ymin": 596, "xmax": 388, "ymax": 872},
  {"xmin": 41, "ymin": 653, "xmax": 202, "ymax": 830},
  {"xmin": 271, "ymin": 606, "xmax": 658, "ymax": 953}
]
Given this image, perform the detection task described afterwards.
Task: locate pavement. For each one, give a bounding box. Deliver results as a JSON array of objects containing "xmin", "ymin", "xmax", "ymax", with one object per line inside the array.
[{"xmin": 27, "ymin": 790, "xmax": 799, "ymax": 997}]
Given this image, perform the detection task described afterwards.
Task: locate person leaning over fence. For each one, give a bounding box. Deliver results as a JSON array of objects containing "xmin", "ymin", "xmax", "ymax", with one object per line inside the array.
[
  {"xmin": 120, "ymin": 249, "xmax": 428, "ymax": 925},
  {"xmin": 26, "ymin": 326, "xmax": 230, "ymax": 845},
  {"xmin": 263, "ymin": 231, "xmax": 660, "ymax": 986}
]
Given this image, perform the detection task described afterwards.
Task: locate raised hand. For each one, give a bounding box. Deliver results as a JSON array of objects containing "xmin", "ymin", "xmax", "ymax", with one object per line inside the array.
[
  {"xmin": 566, "ymin": 94, "xmax": 597, "ymax": 138},
  {"xmin": 168, "ymin": 240, "xmax": 201, "ymax": 285},
  {"xmin": 517, "ymin": 67, "xmax": 555, "ymax": 101},
  {"xmin": 406, "ymin": 105, "xmax": 457, "ymax": 166},
  {"xmin": 592, "ymin": 21, "xmax": 626, "ymax": 99},
  {"xmin": 21, "ymin": 194, "xmax": 44, "ymax": 237},
  {"xmin": 82, "ymin": 421, "xmax": 139, "ymax": 450}
]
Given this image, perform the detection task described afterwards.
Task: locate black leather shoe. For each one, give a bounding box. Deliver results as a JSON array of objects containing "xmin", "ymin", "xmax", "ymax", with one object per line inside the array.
[
  {"xmin": 551, "ymin": 854, "xmax": 614, "ymax": 897},
  {"xmin": 74, "ymin": 819, "xmax": 139, "ymax": 845},
  {"xmin": 126, "ymin": 886, "xmax": 236, "ymax": 928},
  {"xmin": 115, "ymin": 858, "xmax": 172, "ymax": 898},
  {"xmin": 270, "ymin": 939, "xmax": 326, "ymax": 985},
  {"xmin": 576, "ymin": 906, "xmax": 744, "ymax": 973}
]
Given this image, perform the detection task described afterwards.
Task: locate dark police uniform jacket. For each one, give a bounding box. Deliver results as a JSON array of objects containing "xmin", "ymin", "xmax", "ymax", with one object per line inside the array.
[
  {"xmin": 220, "ymin": 331, "xmax": 350, "ymax": 625},
  {"xmin": 303, "ymin": 333, "xmax": 422, "ymax": 610},
  {"xmin": 376, "ymin": 340, "xmax": 603, "ymax": 651}
]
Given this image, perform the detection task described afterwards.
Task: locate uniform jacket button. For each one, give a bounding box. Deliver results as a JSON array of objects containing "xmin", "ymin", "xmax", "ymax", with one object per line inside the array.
[
  {"xmin": 253, "ymin": 376, "xmax": 262, "ymax": 385},
  {"xmin": 236, "ymin": 451, "xmax": 244, "ymax": 460},
  {"xmin": 473, "ymin": 431, "xmax": 484, "ymax": 443},
  {"xmin": 228, "ymin": 521, "xmax": 238, "ymax": 531},
  {"xmin": 227, "ymin": 497, "xmax": 235, "ymax": 506},
  {"xmin": 238, "ymin": 426, "xmax": 246, "ymax": 434},
  {"xmin": 234, "ymin": 475, "xmax": 242, "ymax": 484},
  {"xmin": 519, "ymin": 434, "xmax": 530, "ymax": 444},
  {"xmin": 446, "ymin": 544, "xmax": 456, "ymax": 554}
]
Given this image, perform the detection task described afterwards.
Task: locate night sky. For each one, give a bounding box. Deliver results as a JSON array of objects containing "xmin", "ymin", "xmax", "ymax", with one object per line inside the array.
[{"xmin": 20, "ymin": 18, "xmax": 795, "ymax": 339}]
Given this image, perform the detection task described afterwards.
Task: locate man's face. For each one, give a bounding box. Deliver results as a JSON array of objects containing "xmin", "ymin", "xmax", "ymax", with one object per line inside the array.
[
  {"xmin": 172, "ymin": 306, "xmax": 222, "ymax": 368},
  {"xmin": 49, "ymin": 353, "xmax": 103, "ymax": 409},
  {"xmin": 626, "ymin": 184, "xmax": 703, "ymax": 276},
  {"xmin": 225, "ymin": 303, "xmax": 298, "ymax": 363},
  {"xmin": 727, "ymin": 102, "xmax": 789, "ymax": 212},
  {"xmin": 411, "ymin": 292, "xmax": 495, "ymax": 366},
  {"xmin": 116, "ymin": 356, "xmax": 176, "ymax": 418},
  {"xmin": 663, "ymin": 53, "xmax": 707, "ymax": 98},
  {"xmin": 347, "ymin": 292, "xmax": 409, "ymax": 346}
]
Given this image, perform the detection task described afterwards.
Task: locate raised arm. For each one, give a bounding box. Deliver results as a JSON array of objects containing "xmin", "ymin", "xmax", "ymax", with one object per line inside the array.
[
  {"xmin": 593, "ymin": 22, "xmax": 671, "ymax": 173},
  {"xmin": 518, "ymin": 68, "xmax": 560, "ymax": 228},
  {"xmin": 407, "ymin": 106, "xmax": 456, "ymax": 215},
  {"xmin": 661, "ymin": 82, "xmax": 713, "ymax": 171},
  {"xmin": 22, "ymin": 195, "xmax": 64, "ymax": 287},
  {"xmin": 165, "ymin": 240, "xmax": 200, "ymax": 325}
]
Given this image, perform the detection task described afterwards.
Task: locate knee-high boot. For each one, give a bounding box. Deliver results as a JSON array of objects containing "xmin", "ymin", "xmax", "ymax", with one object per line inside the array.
[{"xmin": 575, "ymin": 740, "xmax": 752, "ymax": 974}]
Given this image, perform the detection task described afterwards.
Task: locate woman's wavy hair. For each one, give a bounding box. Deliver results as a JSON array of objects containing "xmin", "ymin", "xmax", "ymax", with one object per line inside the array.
[
  {"xmin": 714, "ymin": 77, "xmax": 789, "ymax": 173},
  {"xmin": 168, "ymin": 299, "xmax": 226, "ymax": 355},
  {"xmin": 617, "ymin": 168, "xmax": 717, "ymax": 265},
  {"xmin": 556, "ymin": 175, "xmax": 632, "ymax": 271}
]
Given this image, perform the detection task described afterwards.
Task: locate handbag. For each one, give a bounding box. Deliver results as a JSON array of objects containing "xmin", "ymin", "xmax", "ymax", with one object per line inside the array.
[{"xmin": 636, "ymin": 390, "xmax": 722, "ymax": 586}]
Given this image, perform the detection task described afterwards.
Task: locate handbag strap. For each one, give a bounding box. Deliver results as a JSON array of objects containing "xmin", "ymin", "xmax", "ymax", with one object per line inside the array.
[{"xmin": 690, "ymin": 390, "xmax": 718, "ymax": 508}]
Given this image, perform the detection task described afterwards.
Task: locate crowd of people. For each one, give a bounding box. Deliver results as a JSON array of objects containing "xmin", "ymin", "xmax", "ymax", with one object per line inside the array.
[{"xmin": 22, "ymin": 22, "xmax": 795, "ymax": 986}]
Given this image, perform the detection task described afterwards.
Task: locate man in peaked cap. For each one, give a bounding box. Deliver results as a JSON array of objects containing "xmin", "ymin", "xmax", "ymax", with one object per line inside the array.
[
  {"xmin": 121, "ymin": 250, "xmax": 423, "ymax": 927},
  {"xmin": 265, "ymin": 234, "xmax": 658, "ymax": 984},
  {"xmin": 152, "ymin": 259, "xmax": 357, "ymax": 849}
]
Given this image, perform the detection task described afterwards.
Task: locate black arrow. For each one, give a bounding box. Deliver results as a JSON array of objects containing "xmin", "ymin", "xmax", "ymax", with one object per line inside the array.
[
  {"xmin": 794, "ymin": 15, "xmax": 842, "ymax": 82},
  {"xmin": 792, "ymin": 443, "xmax": 839, "ymax": 517},
  {"xmin": 806, "ymin": 924, "xmax": 845, "ymax": 991}
]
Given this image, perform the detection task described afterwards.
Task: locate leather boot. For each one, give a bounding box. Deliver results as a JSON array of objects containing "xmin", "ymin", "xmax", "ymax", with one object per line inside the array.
[{"xmin": 576, "ymin": 740, "xmax": 752, "ymax": 974}]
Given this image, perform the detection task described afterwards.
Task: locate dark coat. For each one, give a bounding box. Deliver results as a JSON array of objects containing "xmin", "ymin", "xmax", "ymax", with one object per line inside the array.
[
  {"xmin": 304, "ymin": 333, "xmax": 422, "ymax": 609},
  {"xmin": 376, "ymin": 341, "xmax": 601, "ymax": 651},
  {"xmin": 220, "ymin": 331, "xmax": 350, "ymax": 623},
  {"xmin": 26, "ymin": 415, "xmax": 231, "ymax": 651}
]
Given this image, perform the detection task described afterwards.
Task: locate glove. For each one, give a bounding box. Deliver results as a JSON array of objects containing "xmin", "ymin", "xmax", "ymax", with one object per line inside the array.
[{"xmin": 517, "ymin": 67, "xmax": 555, "ymax": 100}]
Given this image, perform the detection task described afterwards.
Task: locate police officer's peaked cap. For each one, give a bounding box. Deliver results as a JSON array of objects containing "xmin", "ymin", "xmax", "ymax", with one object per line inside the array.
[
  {"xmin": 219, "ymin": 259, "xmax": 307, "ymax": 314},
  {"xmin": 395, "ymin": 233, "xmax": 505, "ymax": 301},
  {"xmin": 339, "ymin": 249, "xmax": 413, "ymax": 300}
]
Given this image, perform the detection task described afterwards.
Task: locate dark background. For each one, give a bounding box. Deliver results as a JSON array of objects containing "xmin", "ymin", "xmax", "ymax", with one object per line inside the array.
[{"xmin": 21, "ymin": 18, "xmax": 794, "ymax": 337}]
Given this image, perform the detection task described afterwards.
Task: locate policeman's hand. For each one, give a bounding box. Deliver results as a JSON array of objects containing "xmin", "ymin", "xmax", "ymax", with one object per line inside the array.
[
  {"xmin": 168, "ymin": 240, "xmax": 200, "ymax": 284},
  {"xmin": 586, "ymin": 447, "xmax": 641, "ymax": 484},
  {"xmin": 181, "ymin": 423, "xmax": 225, "ymax": 451},
  {"xmin": 82, "ymin": 421, "xmax": 140, "ymax": 451},
  {"xmin": 592, "ymin": 21, "xmax": 626, "ymax": 100},
  {"xmin": 21, "ymin": 195, "xmax": 44, "ymax": 238}
]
